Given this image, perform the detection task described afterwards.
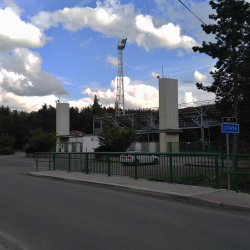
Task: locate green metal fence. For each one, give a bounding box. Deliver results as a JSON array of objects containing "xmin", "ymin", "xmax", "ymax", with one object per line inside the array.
[
  {"xmin": 35, "ymin": 152, "xmax": 219, "ymax": 188},
  {"xmin": 221, "ymin": 154, "xmax": 250, "ymax": 192},
  {"xmin": 168, "ymin": 141, "xmax": 221, "ymax": 154},
  {"xmin": 34, "ymin": 152, "xmax": 54, "ymax": 172}
]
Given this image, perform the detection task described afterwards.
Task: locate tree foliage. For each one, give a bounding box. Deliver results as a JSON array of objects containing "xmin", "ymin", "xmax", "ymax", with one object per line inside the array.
[
  {"xmin": 193, "ymin": 0, "xmax": 250, "ymax": 151},
  {"xmin": 0, "ymin": 134, "xmax": 16, "ymax": 155},
  {"xmin": 0, "ymin": 134, "xmax": 15, "ymax": 147},
  {"xmin": 0, "ymin": 95, "xmax": 116, "ymax": 149},
  {"xmin": 92, "ymin": 95, "xmax": 104, "ymax": 115},
  {"xmin": 27, "ymin": 128, "xmax": 57, "ymax": 152},
  {"xmin": 95, "ymin": 126, "xmax": 137, "ymax": 152}
]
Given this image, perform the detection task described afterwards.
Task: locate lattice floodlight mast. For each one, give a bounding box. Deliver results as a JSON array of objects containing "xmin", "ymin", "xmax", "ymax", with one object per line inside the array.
[{"xmin": 116, "ymin": 37, "xmax": 127, "ymax": 116}]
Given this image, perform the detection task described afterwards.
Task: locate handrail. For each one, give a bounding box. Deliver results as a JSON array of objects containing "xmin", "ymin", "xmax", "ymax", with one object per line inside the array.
[
  {"xmin": 34, "ymin": 152, "xmax": 54, "ymax": 172},
  {"xmin": 221, "ymin": 154, "xmax": 250, "ymax": 192},
  {"xmin": 35, "ymin": 151, "xmax": 219, "ymax": 188}
]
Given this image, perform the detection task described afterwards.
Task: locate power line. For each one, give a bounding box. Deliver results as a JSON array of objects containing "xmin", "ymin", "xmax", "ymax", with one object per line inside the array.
[{"xmin": 178, "ymin": 0, "xmax": 206, "ymax": 25}]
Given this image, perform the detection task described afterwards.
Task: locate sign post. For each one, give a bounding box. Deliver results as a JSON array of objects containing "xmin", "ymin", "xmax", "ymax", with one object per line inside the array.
[
  {"xmin": 221, "ymin": 118, "xmax": 239, "ymax": 190},
  {"xmin": 226, "ymin": 133, "xmax": 230, "ymax": 189}
]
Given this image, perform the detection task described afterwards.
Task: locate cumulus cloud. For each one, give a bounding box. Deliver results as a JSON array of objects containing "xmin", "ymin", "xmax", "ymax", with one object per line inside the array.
[
  {"xmin": 31, "ymin": 0, "xmax": 197, "ymax": 51},
  {"xmin": 184, "ymin": 92, "xmax": 197, "ymax": 105},
  {"xmin": 151, "ymin": 72, "xmax": 160, "ymax": 78},
  {"xmin": 106, "ymin": 55, "xmax": 118, "ymax": 67},
  {"xmin": 0, "ymin": 48, "xmax": 69, "ymax": 96},
  {"xmin": 1, "ymin": 0, "xmax": 23, "ymax": 15},
  {"xmin": 68, "ymin": 76, "xmax": 216, "ymax": 111},
  {"xmin": 0, "ymin": 90, "xmax": 59, "ymax": 111},
  {"xmin": 135, "ymin": 15, "xmax": 196, "ymax": 51},
  {"xmin": 178, "ymin": 82, "xmax": 215, "ymax": 105},
  {"xmin": 194, "ymin": 70, "xmax": 207, "ymax": 82},
  {"xmin": 79, "ymin": 76, "xmax": 159, "ymax": 109},
  {"xmin": 0, "ymin": 7, "xmax": 46, "ymax": 51},
  {"xmin": 154, "ymin": 0, "xmax": 214, "ymax": 43},
  {"xmin": 68, "ymin": 99, "xmax": 91, "ymax": 109}
]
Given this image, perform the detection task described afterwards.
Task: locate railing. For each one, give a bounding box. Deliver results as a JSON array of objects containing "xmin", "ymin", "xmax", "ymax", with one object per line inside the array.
[
  {"xmin": 34, "ymin": 152, "xmax": 54, "ymax": 172},
  {"xmin": 221, "ymin": 154, "xmax": 250, "ymax": 192},
  {"xmin": 35, "ymin": 152, "xmax": 219, "ymax": 188},
  {"xmin": 168, "ymin": 141, "xmax": 221, "ymax": 154}
]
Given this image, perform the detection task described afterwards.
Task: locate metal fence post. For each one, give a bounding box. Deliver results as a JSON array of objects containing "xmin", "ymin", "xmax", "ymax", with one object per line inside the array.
[
  {"xmin": 135, "ymin": 155, "xmax": 138, "ymax": 180},
  {"xmin": 68, "ymin": 153, "xmax": 71, "ymax": 172},
  {"xmin": 169, "ymin": 153, "xmax": 173, "ymax": 183},
  {"xmin": 49, "ymin": 153, "xmax": 51, "ymax": 171},
  {"xmin": 215, "ymin": 154, "xmax": 219, "ymax": 189},
  {"xmin": 35, "ymin": 153, "xmax": 38, "ymax": 172},
  {"xmin": 53, "ymin": 153, "xmax": 56, "ymax": 171},
  {"xmin": 235, "ymin": 155, "xmax": 239, "ymax": 192},
  {"xmin": 86, "ymin": 153, "xmax": 89, "ymax": 174},
  {"xmin": 168, "ymin": 142, "xmax": 172, "ymax": 153},
  {"xmin": 108, "ymin": 154, "xmax": 110, "ymax": 176}
]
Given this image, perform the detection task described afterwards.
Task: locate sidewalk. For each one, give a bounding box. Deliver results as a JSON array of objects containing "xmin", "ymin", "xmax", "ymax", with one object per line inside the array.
[{"xmin": 28, "ymin": 170, "xmax": 250, "ymax": 212}]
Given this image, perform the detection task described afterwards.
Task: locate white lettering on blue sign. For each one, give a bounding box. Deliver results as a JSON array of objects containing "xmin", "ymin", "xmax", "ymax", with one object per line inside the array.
[{"xmin": 221, "ymin": 123, "xmax": 240, "ymax": 133}]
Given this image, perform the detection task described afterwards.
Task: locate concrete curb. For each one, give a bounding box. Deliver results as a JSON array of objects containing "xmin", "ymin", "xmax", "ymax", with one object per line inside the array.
[
  {"xmin": 25, "ymin": 173, "xmax": 250, "ymax": 212},
  {"xmin": 189, "ymin": 196, "xmax": 222, "ymax": 208}
]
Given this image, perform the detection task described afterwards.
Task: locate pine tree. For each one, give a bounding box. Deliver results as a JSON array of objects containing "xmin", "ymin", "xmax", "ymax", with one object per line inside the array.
[{"xmin": 193, "ymin": 0, "xmax": 250, "ymax": 153}]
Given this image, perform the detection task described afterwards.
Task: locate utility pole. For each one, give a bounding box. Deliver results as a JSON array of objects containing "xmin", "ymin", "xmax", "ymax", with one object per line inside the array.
[{"xmin": 115, "ymin": 37, "xmax": 127, "ymax": 116}]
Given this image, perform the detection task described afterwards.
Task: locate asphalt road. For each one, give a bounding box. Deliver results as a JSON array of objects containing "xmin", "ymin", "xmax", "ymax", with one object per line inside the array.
[{"xmin": 1, "ymin": 153, "xmax": 250, "ymax": 250}]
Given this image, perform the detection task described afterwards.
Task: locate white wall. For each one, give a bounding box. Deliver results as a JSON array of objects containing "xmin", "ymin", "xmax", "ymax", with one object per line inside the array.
[
  {"xmin": 56, "ymin": 103, "xmax": 70, "ymax": 136},
  {"xmin": 69, "ymin": 135, "xmax": 100, "ymax": 152},
  {"xmin": 159, "ymin": 78, "xmax": 179, "ymax": 152},
  {"xmin": 159, "ymin": 78, "xmax": 179, "ymax": 130}
]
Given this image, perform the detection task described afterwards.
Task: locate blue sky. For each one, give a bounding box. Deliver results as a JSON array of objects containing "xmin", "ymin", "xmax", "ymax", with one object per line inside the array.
[{"xmin": 0, "ymin": 0, "xmax": 237, "ymax": 111}]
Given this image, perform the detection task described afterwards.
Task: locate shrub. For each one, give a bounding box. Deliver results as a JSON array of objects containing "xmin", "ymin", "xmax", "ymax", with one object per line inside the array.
[
  {"xmin": 27, "ymin": 128, "xmax": 57, "ymax": 152},
  {"xmin": 0, "ymin": 146, "xmax": 15, "ymax": 155},
  {"xmin": 0, "ymin": 134, "xmax": 16, "ymax": 148},
  {"xmin": 95, "ymin": 125, "xmax": 137, "ymax": 152}
]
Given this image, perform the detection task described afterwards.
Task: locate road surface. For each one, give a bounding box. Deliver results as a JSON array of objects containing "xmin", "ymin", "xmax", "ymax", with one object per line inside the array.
[{"xmin": 0, "ymin": 153, "xmax": 250, "ymax": 250}]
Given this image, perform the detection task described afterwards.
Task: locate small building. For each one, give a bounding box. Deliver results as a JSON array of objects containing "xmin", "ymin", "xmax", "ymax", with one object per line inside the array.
[{"xmin": 57, "ymin": 134, "xmax": 100, "ymax": 153}]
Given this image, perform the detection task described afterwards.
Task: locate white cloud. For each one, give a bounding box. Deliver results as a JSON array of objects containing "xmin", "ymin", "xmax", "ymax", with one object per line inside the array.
[
  {"xmin": 79, "ymin": 37, "xmax": 92, "ymax": 46},
  {"xmin": 154, "ymin": 0, "xmax": 215, "ymax": 44},
  {"xmin": 69, "ymin": 76, "xmax": 216, "ymax": 111},
  {"xmin": 68, "ymin": 99, "xmax": 91, "ymax": 109},
  {"xmin": 184, "ymin": 92, "xmax": 197, "ymax": 104},
  {"xmin": 194, "ymin": 70, "xmax": 207, "ymax": 82},
  {"xmin": 151, "ymin": 72, "xmax": 160, "ymax": 78},
  {"xmin": 106, "ymin": 55, "xmax": 118, "ymax": 67},
  {"xmin": 176, "ymin": 49, "xmax": 184, "ymax": 57},
  {"xmin": 0, "ymin": 48, "xmax": 69, "ymax": 96},
  {"xmin": 135, "ymin": 14, "xmax": 196, "ymax": 51},
  {"xmin": 2, "ymin": 0, "xmax": 23, "ymax": 15},
  {"xmin": 80, "ymin": 76, "xmax": 159, "ymax": 109},
  {"xmin": 0, "ymin": 7, "xmax": 46, "ymax": 51},
  {"xmin": 31, "ymin": 0, "xmax": 197, "ymax": 51},
  {"xmin": 0, "ymin": 90, "xmax": 59, "ymax": 111},
  {"xmin": 178, "ymin": 82, "xmax": 215, "ymax": 105},
  {"xmin": 209, "ymin": 66, "xmax": 218, "ymax": 74}
]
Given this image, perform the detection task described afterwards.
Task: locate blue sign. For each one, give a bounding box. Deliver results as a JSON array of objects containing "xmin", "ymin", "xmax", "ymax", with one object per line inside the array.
[{"xmin": 221, "ymin": 123, "xmax": 240, "ymax": 133}]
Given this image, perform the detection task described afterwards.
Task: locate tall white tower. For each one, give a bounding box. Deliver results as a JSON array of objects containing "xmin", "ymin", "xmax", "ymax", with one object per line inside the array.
[
  {"xmin": 159, "ymin": 78, "xmax": 179, "ymax": 152},
  {"xmin": 56, "ymin": 103, "xmax": 70, "ymax": 152},
  {"xmin": 116, "ymin": 37, "xmax": 127, "ymax": 115}
]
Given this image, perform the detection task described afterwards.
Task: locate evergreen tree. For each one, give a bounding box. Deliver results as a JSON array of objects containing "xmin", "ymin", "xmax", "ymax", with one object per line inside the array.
[
  {"xmin": 0, "ymin": 105, "xmax": 11, "ymax": 116},
  {"xmin": 37, "ymin": 104, "xmax": 56, "ymax": 132},
  {"xmin": 70, "ymin": 107, "xmax": 81, "ymax": 131},
  {"xmin": 92, "ymin": 95, "xmax": 104, "ymax": 115},
  {"xmin": 193, "ymin": 0, "xmax": 250, "ymax": 153}
]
